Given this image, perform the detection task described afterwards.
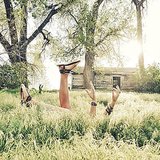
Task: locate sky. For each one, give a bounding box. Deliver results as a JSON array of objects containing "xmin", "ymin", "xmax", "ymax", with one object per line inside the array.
[
  {"xmin": 144, "ymin": 0, "xmax": 160, "ymax": 65},
  {"xmin": 120, "ymin": 0, "xmax": 160, "ymax": 67}
]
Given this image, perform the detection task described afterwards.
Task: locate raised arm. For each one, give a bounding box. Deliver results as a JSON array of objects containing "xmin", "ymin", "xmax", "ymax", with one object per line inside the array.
[
  {"xmin": 105, "ymin": 85, "xmax": 121, "ymax": 115},
  {"xmin": 85, "ymin": 81, "xmax": 97, "ymax": 117}
]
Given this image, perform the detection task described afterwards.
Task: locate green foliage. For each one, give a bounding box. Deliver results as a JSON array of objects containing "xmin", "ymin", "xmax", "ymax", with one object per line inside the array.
[
  {"xmin": 73, "ymin": 117, "xmax": 88, "ymax": 136},
  {"xmin": 138, "ymin": 116, "xmax": 160, "ymax": 146},
  {"xmin": 0, "ymin": 64, "xmax": 29, "ymax": 89},
  {"xmin": 54, "ymin": 0, "xmax": 135, "ymax": 61},
  {"xmin": 135, "ymin": 64, "xmax": 160, "ymax": 93},
  {"xmin": 0, "ymin": 64, "xmax": 20, "ymax": 89},
  {"xmin": 109, "ymin": 116, "xmax": 160, "ymax": 147},
  {"xmin": 55, "ymin": 118, "xmax": 75, "ymax": 140},
  {"xmin": 93, "ymin": 118, "xmax": 109, "ymax": 140}
]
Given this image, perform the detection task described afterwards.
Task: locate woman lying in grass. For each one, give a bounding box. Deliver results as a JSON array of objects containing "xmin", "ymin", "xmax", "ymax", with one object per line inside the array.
[{"xmin": 20, "ymin": 60, "xmax": 121, "ymax": 116}]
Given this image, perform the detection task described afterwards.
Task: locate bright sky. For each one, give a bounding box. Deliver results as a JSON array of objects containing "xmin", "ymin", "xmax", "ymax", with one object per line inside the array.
[
  {"xmin": 121, "ymin": 0, "xmax": 160, "ymax": 67},
  {"xmin": 144, "ymin": 0, "xmax": 160, "ymax": 65}
]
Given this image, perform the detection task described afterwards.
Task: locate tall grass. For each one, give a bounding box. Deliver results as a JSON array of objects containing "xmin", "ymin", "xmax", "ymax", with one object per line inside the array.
[{"xmin": 0, "ymin": 90, "xmax": 160, "ymax": 159}]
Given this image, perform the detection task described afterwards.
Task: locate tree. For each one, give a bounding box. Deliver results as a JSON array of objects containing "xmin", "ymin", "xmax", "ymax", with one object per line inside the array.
[
  {"xmin": 82, "ymin": 0, "xmax": 104, "ymax": 89},
  {"xmin": 83, "ymin": 0, "xmax": 134, "ymax": 88},
  {"xmin": 135, "ymin": 63, "xmax": 160, "ymax": 93},
  {"xmin": 132, "ymin": 0, "xmax": 147, "ymax": 75},
  {"xmin": 57, "ymin": 0, "xmax": 134, "ymax": 88},
  {"xmin": 0, "ymin": 0, "xmax": 77, "ymax": 85}
]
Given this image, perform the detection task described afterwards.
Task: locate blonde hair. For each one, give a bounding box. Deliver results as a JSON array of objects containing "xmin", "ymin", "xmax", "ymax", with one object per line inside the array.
[{"xmin": 20, "ymin": 84, "xmax": 29, "ymax": 101}]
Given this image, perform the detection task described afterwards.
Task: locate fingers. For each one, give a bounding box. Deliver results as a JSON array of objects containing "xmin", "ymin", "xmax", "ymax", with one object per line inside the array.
[
  {"xmin": 116, "ymin": 86, "xmax": 121, "ymax": 94},
  {"xmin": 116, "ymin": 85, "xmax": 121, "ymax": 91},
  {"xmin": 113, "ymin": 85, "xmax": 121, "ymax": 94}
]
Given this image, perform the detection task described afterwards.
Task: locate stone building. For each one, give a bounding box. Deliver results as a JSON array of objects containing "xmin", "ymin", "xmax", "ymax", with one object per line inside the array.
[{"xmin": 71, "ymin": 67, "xmax": 137, "ymax": 90}]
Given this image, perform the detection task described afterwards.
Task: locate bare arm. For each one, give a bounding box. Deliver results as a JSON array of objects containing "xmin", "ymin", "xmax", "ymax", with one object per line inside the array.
[
  {"xmin": 85, "ymin": 81, "xmax": 97, "ymax": 117},
  {"xmin": 105, "ymin": 85, "xmax": 121, "ymax": 115}
]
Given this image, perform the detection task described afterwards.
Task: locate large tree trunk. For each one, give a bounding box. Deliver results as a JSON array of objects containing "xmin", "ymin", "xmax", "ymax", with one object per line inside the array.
[
  {"xmin": 136, "ymin": 5, "xmax": 144, "ymax": 74},
  {"xmin": 83, "ymin": 49, "xmax": 95, "ymax": 89},
  {"xmin": 132, "ymin": 0, "xmax": 146, "ymax": 75},
  {"xmin": 8, "ymin": 48, "xmax": 28, "ymax": 87}
]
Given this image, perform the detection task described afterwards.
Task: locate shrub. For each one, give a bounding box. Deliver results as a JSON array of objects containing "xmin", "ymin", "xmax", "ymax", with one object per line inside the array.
[
  {"xmin": 0, "ymin": 63, "xmax": 29, "ymax": 89},
  {"xmin": 135, "ymin": 63, "xmax": 160, "ymax": 93}
]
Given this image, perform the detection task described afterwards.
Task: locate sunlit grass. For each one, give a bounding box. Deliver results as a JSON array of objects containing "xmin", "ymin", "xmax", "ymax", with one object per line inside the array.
[{"xmin": 0, "ymin": 89, "xmax": 160, "ymax": 159}]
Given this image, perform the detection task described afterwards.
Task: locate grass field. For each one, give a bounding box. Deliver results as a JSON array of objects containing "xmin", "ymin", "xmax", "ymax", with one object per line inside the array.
[{"xmin": 0, "ymin": 89, "xmax": 160, "ymax": 160}]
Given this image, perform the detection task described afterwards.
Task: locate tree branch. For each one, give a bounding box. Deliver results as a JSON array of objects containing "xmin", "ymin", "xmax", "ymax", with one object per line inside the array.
[
  {"xmin": 41, "ymin": 30, "xmax": 50, "ymax": 43},
  {"xmin": 139, "ymin": 0, "xmax": 146, "ymax": 6},
  {"xmin": 68, "ymin": 10, "xmax": 79, "ymax": 25},
  {"xmin": 0, "ymin": 32, "xmax": 17, "ymax": 63},
  {"xmin": 40, "ymin": 30, "xmax": 51, "ymax": 54},
  {"xmin": 95, "ymin": 28, "xmax": 120, "ymax": 47},
  {"xmin": 3, "ymin": 0, "xmax": 18, "ymax": 46},
  {"xmin": 66, "ymin": 43, "xmax": 81, "ymax": 54},
  {"xmin": 19, "ymin": 2, "xmax": 28, "ymax": 48},
  {"xmin": 0, "ymin": 32, "xmax": 11, "ymax": 51},
  {"xmin": 86, "ymin": 0, "xmax": 104, "ymax": 39},
  {"xmin": 21, "ymin": 4, "xmax": 62, "ymax": 49},
  {"xmin": 92, "ymin": 0, "xmax": 104, "ymax": 19},
  {"xmin": 132, "ymin": 0, "xmax": 146, "ymax": 8}
]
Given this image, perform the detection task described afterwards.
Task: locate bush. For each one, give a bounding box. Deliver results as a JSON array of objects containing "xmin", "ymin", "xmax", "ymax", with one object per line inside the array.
[
  {"xmin": 135, "ymin": 64, "xmax": 160, "ymax": 93},
  {"xmin": 0, "ymin": 63, "xmax": 29, "ymax": 89}
]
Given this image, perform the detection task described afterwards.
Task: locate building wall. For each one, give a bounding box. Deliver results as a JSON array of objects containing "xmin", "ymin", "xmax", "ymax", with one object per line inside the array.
[
  {"xmin": 72, "ymin": 68, "xmax": 137, "ymax": 90},
  {"xmin": 72, "ymin": 74, "xmax": 84, "ymax": 88}
]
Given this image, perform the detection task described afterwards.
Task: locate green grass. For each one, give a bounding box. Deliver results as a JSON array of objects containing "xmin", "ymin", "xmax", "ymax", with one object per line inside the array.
[{"xmin": 0, "ymin": 89, "xmax": 160, "ymax": 159}]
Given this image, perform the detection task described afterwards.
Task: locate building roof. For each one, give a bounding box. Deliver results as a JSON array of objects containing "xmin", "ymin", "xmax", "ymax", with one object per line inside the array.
[{"xmin": 73, "ymin": 67, "xmax": 137, "ymax": 75}]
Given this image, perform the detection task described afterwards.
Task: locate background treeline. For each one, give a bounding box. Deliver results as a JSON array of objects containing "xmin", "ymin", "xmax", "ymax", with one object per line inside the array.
[
  {"xmin": 135, "ymin": 63, "xmax": 160, "ymax": 93},
  {"xmin": 1, "ymin": 63, "xmax": 160, "ymax": 93}
]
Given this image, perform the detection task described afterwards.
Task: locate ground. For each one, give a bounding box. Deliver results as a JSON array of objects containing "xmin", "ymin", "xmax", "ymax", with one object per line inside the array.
[{"xmin": 0, "ymin": 89, "xmax": 160, "ymax": 160}]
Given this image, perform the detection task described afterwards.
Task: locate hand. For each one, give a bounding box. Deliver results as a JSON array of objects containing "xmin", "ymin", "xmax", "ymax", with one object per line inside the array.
[
  {"xmin": 112, "ymin": 85, "xmax": 121, "ymax": 102},
  {"xmin": 85, "ymin": 81, "xmax": 96, "ymax": 101}
]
